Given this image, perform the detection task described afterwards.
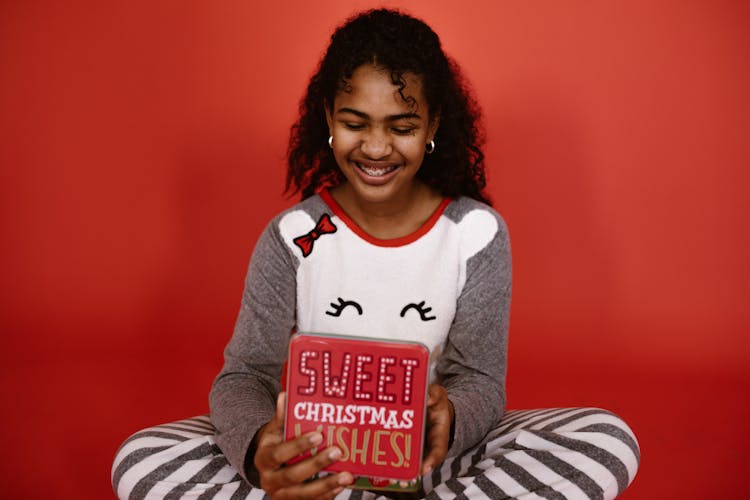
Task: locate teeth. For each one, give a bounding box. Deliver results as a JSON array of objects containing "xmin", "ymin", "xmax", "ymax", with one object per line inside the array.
[{"xmin": 357, "ymin": 163, "xmax": 398, "ymax": 177}]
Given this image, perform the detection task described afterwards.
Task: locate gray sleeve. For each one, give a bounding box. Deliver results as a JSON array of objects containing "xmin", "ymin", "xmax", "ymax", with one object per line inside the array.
[
  {"xmin": 438, "ymin": 215, "xmax": 511, "ymax": 457},
  {"xmin": 209, "ymin": 218, "xmax": 297, "ymax": 484}
]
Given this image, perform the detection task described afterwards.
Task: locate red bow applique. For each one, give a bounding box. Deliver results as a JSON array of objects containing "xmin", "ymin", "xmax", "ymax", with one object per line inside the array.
[{"xmin": 293, "ymin": 213, "xmax": 337, "ymax": 257}]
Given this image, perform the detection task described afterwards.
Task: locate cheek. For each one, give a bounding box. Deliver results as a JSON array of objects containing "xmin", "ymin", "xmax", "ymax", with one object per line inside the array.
[
  {"xmin": 399, "ymin": 139, "xmax": 426, "ymax": 165},
  {"xmin": 331, "ymin": 134, "xmax": 357, "ymax": 162},
  {"xmin": 332, "ymin": 149, "xmax": 349, "ymax": 172},
  {"xmin": 333, "ymin": 127, "xmax": 361, "ymax": 147}
]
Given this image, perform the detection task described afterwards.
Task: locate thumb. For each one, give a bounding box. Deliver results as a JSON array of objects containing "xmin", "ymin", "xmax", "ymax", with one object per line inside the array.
[
  {"xmin": 272, "ymin": 391, "xmax": 286, "ymax": 428},
  {"xmin": 426, "ymin": 383, "xmax": 443, "ymax": 406},
  {"xmin": 260, "ymin": 392, "xmax": 286, "ymax": 444}
]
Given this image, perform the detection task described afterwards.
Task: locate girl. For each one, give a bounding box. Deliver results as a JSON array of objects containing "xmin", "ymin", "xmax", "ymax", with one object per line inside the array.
[{"xmin": 113, "ymin": 9, "xmax": 639, "ymax": 500}]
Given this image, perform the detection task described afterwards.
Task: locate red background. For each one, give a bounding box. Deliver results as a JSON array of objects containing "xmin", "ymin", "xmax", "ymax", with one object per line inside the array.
[{"xmin": 1, "ymin": 1, "xmax": 748, "ymax": 498}]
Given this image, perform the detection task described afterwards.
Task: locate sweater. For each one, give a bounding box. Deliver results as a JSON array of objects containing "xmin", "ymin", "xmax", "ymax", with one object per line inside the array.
[{"xmin": 209, "ymin": 189, "xmax": 512, "ymax": 483}]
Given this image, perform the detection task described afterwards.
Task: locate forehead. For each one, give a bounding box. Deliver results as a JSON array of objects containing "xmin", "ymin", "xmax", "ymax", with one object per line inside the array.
[{"xmin": 335, "ymin": 65, "xmax": 427, "ymax": 116}]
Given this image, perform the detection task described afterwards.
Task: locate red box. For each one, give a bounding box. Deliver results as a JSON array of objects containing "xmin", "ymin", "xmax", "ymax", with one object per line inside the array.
[{"xmin": 285, "ymin": 332, "xmax": 429, "ymax": 491}]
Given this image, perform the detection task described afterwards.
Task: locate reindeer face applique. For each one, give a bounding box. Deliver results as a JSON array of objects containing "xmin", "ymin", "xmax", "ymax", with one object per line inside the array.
[{"xmin": 278, "ymin": 202, "xmax": 498, "ymax": 372}]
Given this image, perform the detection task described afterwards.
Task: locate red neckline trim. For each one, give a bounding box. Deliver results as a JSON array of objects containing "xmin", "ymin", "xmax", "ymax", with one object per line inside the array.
[{"xmin": 318, "ymin": 189, "xmax": 451, "ymax": 247}]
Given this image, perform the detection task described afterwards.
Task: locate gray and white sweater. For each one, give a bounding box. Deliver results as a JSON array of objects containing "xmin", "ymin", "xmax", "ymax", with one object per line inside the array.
[{"xmin": 209, "ymin": 190, "xmax": 512, "ymax": 482}]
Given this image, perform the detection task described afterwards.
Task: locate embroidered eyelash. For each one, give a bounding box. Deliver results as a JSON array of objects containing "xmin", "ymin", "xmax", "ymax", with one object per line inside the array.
[
  {"xmin": 400, "ymin": 301, "xmax": 436, "ymax": 321},
  {"xmin": 325, "ymin": 297, "xmax": 363, "ymax": 317}
]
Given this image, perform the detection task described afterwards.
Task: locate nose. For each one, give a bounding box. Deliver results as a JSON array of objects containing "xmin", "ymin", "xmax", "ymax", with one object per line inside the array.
[{"xmin": 360, "ymin": 128, "xmax": 392, "ymax": 159}]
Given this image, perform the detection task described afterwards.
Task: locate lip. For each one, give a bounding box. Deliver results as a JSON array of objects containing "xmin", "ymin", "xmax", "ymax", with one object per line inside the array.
[{"xmin": 352, "ymin": 160, "xmax": 402, "ymax": 186}]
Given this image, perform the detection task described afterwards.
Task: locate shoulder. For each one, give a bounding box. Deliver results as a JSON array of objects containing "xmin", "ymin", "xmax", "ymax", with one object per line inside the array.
[
  {"xmin": 244, "ymin": 199, "xmax": 328, "ymax": 278},
  {"xmin": 264, "ymin": 195, "xmax": 336, "ymax": 259},
  {"xmin": 442, "ymin": 197, "xmax": 509, "ymax": 260},
  {"xmin": 267, "ymin": 195, "xmax": 328, "ymax": 229},
  {"xmin": 262, "ymin": 195, "xmax": 329, "ymax": 239},
  {"xmin": 443, "ymin": 197, "xmax": 507, "ymax": 233}
]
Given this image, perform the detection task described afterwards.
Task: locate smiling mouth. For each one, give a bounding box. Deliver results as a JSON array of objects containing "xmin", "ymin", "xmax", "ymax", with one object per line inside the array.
[{"xmin": 355, "ymin": 162, "xmax": 399, "ymax": 177}]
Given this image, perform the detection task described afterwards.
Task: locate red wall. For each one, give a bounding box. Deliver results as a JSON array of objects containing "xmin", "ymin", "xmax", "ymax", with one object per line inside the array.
[{"xmin": 1, "ymin": 1, "xmax": 748, "ymax": 498}]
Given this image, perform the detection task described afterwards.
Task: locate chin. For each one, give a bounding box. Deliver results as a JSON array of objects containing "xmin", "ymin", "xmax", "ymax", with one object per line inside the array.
[{"xmin": 350, "ymin": 183, "xmax": 399, "ymax": 204}]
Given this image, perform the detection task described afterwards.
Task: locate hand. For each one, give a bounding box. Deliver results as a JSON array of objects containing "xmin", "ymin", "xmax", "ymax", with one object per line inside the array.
[
  {"xmin": 253, "ymin": 393, "xmax": 354, "ymax": 499},
  {"xmin": 421, "ymin": 383, "xmax": 455, "ymax": 475}
]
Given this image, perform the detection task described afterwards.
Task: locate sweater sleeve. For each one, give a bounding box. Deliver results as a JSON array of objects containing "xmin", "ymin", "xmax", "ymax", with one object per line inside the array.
[
  {"xmin": 209, "ymin": 218, "xmax": 298, "ymax": 484},
  {"xmin": 438, "ymin": 214, "xmax": 511, "ymax": 458}
]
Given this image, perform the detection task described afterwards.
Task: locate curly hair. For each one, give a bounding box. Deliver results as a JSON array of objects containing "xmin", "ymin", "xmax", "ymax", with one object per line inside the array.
[{"xmin": 286, "ymin": 8, "xmax": 490, "ymax": 205}]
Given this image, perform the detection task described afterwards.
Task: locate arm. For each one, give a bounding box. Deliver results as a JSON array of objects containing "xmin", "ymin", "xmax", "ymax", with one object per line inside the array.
[
  {"xmin": 209, "ymin": 219, "xmax": 298, "ymax": 483},
  {"xmin": 211, "ymin": 216, "xmax": 355, "ymax": 495},
  {"xmin": 437, "ymin": 214, "xmax": 512, "ymax": 457}
]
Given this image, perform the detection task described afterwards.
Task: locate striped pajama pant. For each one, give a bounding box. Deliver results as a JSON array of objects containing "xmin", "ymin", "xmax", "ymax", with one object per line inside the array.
[{"xmin": 112, "ymin": 407, "xmax": 640, "ymax": 500}]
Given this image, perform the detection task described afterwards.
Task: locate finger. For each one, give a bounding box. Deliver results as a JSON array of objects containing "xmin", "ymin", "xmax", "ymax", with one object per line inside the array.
[
  {"xmin": 256, "ymin": 393, "xmax": 287, "ymax": 449},
  {"xmin": 312, "ymin": 486, "xmax": 345, "ymax": 500},
  {"xmin": 426, "ymin": 384, "xmax": 438, "ymax": 406},
  {"xmin": 267, "ymin": 449, "xmax": 353, "ymax": 494},
  {"xmin": 283, "ymin": 472, "xmax": 354, "ymax": 500},
  {"xmin": 292, "ymin": 472, "xmax": 352, "ymax": 500},
  {"xmin": 426, "ymin": 383, "xmax": 446, "ymax": 406},
  {"xmin": 422, "ymin": 397, "xmax": 451, "ymax": 474},
  {"xmin": 267, "ymin": 391, "xmax": 285, "ymax": 431},
  {"xmin": 422, "ymin": 417, "xmax": 449, "ymax": 470},
  {"xmin": 257, "ymin": 424, "xmax": 282, "ymax": 448},
  {"xmin": 258, "ymin": 391, "xmax": 326, "ymax": 469},
  {"xmin": 422, "ymin": 422, "xmax": 449, "ymax": 473},
  {"xmin": 257, "ymin": 430, "xmax": 324, "ymax": 470},
  {"xmin": 276, "ymin": 391, "xmax": 287, "ymax": 422}
]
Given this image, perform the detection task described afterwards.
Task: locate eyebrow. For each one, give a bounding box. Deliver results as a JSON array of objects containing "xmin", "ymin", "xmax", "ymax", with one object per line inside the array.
[{"xmin": 336, "ymin": 107, "xmax": 421, "ymax": 121}]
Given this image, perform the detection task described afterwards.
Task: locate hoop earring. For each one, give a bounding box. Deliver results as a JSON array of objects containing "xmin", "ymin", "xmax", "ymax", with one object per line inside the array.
[
  {"xmin": 328, "ymin": 136, "xmax": 333, "ymax": 148},
  {"xmin": 425, "ymin": 140, "xmax": 436, "ymax": 154}
]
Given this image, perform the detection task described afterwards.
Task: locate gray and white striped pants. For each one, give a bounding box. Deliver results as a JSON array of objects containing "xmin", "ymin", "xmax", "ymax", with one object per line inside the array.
[{"xmin": 112, "ymin": 407, "xmax": 639, "ymax": 499}]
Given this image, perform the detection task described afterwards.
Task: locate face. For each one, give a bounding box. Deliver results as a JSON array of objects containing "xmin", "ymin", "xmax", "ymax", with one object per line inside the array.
[{"xmin": 325, "ymin": 64, "xmax": 439, "ymax": 208}]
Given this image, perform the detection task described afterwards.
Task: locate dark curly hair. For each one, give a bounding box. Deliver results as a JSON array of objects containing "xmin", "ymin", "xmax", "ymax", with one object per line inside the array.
[{"xmin": 286, "ymin": 8, "xmax": 490, "ymax": 205}]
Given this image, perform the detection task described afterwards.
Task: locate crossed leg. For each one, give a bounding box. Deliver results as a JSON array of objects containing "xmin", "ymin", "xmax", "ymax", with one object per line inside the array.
[{"xmin": 112, "ymin": 408, "xmax": 639, "ymax": 500}]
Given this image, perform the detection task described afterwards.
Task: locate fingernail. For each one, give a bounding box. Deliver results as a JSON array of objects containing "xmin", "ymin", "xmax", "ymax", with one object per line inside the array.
[
  {"xmin": 309, "ymin": 433, "xmax": 323, "ymax": 445},
  {"xmin": 328, "ymin": 447, "xmax": 342, "ymax": 461},
  {"xmin": 338, "ymin": 472, "xmax": 353, "ymax": 485}
]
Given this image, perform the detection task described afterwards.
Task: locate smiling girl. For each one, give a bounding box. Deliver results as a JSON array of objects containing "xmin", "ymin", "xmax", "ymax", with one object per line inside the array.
[
  {"xmin": 113, "ymin": 9, "xmax": 639, "ymax": 500},
  {"xmin": 324, "ymin": 65, "xmax": 442, "ymax": 238}
]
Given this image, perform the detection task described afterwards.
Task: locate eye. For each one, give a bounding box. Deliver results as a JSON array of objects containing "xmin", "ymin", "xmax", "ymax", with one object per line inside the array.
[
  {"xmin": 392, "ymin": 127, "xmax": 416, "ymax": 135},
  {"xmin": 343, "ymin": 122, "xmax": 365, "ymax": 131},
  {"xmin": 391, "ymin": 122, "xmax": 418, "ymax": 135},
  {"xmin": 326, "ymin": 297, "xmax": 363, "ymax": 317},
  {"xmin": 400, "ymin": 301, "xmax": 436, "ymax": 322}
]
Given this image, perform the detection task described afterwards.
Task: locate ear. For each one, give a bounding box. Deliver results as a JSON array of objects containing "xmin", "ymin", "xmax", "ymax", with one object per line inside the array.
[
  {"xmin": 428, "ymin": 113, "xmax": 440, "ymax": 142},
  {"xmin": 324, "ymin": 100, "xmax": 333, "ymax": 134}
]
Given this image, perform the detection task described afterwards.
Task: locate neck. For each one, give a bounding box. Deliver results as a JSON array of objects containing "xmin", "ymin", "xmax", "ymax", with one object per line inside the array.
[{"xmin": 330, "ymin": 182, "xmax": 443, "ymax": 240}]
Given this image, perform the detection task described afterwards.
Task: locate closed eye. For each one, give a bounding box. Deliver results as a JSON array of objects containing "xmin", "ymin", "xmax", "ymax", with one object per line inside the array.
[
  {"xmin": 392, "ymin": 127, "xmax": 416, "ymax": 135},
  {"xmin": 343, "ymin": 122, "xmax": 365, "ymax": 131},
  {"xmin": 400, "ymin": 301, "xmax": 436, "ymax": 321},
  {"xmin": 326, "ymin": 297, "xmax": 363, "ymax": 317}
]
